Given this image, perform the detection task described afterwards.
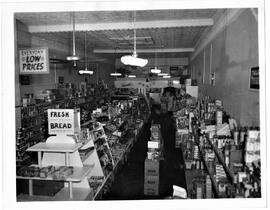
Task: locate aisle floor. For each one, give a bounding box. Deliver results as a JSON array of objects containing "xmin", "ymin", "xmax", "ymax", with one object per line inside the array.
[{"xmin": 103, "ymin": 114, "xmax": 187, "ymax": 200}]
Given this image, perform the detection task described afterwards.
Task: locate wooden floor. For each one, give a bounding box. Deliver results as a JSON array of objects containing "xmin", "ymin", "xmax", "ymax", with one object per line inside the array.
[{"xmin": 103, "ymin": 113, "xmax": 187, "ymax": 200}]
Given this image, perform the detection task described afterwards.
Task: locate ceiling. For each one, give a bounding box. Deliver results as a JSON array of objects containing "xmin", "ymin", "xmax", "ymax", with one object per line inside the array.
[{"xmin": 15, "ymin": 9, "xmax": 222, "ymax": 60}]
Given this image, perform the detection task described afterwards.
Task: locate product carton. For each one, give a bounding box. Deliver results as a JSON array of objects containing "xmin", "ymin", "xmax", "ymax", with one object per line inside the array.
[
  {"xmin": 148, "ymin": 141, "xmax": 160, "ymax": 149},
  {"xmin": 144, "ymin": 185, "xmax": 159, "ymax": 195},
  {"xmin": 144, "ymin": 175, "xmax": 159, "ymax": 186},
  {"xmin": 229, "ymin": 149, "xmax": 243, "ymax": 171},
  {"xmin": 144, "ymin": 175, "xmax": 159, "ymax": 196},
  {"xmin": 145, "ymin": 158, "xmax": 160, "ymax": 176},
  {"xmin": 185, "ymin": 79, "xmax": 192, "ymax": 86}
]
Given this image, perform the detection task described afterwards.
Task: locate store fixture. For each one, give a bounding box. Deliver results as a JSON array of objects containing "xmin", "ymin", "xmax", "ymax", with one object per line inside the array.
[
  {"xmin": 66, "ymin": 12, "xmax": 80, "ymax": 66},
  {"xmin": 120, "ymin": 11, "xmax": 148, "ymax": 67},
  {"xmin": 17, "ymin": 109, "xmax": 94, "ymax": 201}
]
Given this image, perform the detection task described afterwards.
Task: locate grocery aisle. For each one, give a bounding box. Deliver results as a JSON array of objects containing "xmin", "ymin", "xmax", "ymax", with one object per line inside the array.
[{"xmin": 103, "ymin": 113, "xmax": 187, "ymax": 200}]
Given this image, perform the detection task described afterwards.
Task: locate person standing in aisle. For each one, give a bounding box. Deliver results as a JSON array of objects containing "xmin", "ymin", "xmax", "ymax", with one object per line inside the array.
[{"xmin": 167, "ymin": 91, "xmax": 176, "ymax": 116}]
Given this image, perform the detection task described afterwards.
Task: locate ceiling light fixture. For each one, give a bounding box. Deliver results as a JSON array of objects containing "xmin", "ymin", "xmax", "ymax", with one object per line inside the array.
[
  {"xmin": 110, "ymin": 72, "xmax": 122, "ymax": 77},
  {"xmin": 66, "ymin": 12, "xmax": 80, "ymax": 66},
  {"xmin": 78, "ymin": 32, "xmax": 94, "ymax": 75},
  {"xmin": 150, "ymin": 67, "xmax": 161, "ymax": 74},
  {"xmin": 158, "ymin": 73, "xmax": 168, "ymax": 76},
  {"xmin": 150, "ymin": 39, "xmax": 162, "ymax": 74},
  {"xmin": 163, "ymin": 75, "xmax": 171, "ymax": 79},
  {"xmin": 120, "ymin": 11, "xmax": 148, "ymax": 67},
  {"xmin": 128, "ymin": 75, "xmax": 136, "ymax": 78},
  {"xmin": 79, "ymin": 69, "xmax": 94, "ymax": 75}
]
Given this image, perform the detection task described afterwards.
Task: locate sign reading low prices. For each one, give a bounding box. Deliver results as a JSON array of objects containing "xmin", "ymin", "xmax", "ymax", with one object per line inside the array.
[
  {"xmin": 48, "ymin": 109, "xmax": 74, "ymax": 135},
  {"xmin": 19, "ymin": 47, "xmax": 49, "ymax": 74}
]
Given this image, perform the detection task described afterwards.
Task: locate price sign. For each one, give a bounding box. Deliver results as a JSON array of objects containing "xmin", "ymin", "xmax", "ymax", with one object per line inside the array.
[
  {"xmin": 48, "ymin": 109, "xmax": 74, "ymax": 135},
  {"xmin": 19, "ymin": 47, "xmax": 49, "ymax": 74}
]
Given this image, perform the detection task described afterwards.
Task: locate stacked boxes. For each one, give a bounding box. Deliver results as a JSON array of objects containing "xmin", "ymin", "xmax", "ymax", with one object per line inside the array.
[
  {"xmin": 245, "ymin": 130, "xmax": 260, "ymax": 170},
  {"xmin": 144, "ymin": 124, "xmax": 161, "ymax": 196},
  {"xmin": 147, "ymin": 124, "xmax": 162, "ymax": 161},
  {"xmin": 215, "ymin": 164, "xmax": 226, "ymax": 182},
  {"xmin": 144, "ymin": 159, "xmax": 160, "ymax": 195}
]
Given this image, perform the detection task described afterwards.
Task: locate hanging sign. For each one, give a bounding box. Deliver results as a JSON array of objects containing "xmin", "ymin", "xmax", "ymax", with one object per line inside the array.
[
  {"xmin": 48, "ymin": 109, "xmax": 74, "ymax": 135},
  {"xmin": 19, "ymin": 47, "xmax": 49, "ymax": 74}
]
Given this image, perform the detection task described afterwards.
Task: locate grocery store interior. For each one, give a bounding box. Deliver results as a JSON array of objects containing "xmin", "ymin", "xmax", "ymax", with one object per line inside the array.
[{"xmin": 13, "ymin": 7, "xmax": 262, "ymax": 202}]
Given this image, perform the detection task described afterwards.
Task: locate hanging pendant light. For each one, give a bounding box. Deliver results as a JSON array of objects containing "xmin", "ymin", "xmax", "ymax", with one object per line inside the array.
[
  {"xmin": 150, "ymin": 40, "xmax": 161, "ymax": 74},
  {"xmin": 111, "ymin": 48, "xmax": 122, "ymax": 77},
  {"xmin": 66, "ymin": 12, "xmax": 80, "ymax": 66},
  {"xmin": 79, "ymin": 32, "xmax": 93, "ymax": 75},
  {"xmin": 121, "ymin": 11, "xmax": 148, "ymax": 67}
]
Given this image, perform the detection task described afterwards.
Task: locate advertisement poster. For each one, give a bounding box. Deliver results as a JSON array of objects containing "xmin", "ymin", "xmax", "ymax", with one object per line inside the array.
[
  {"xmin": 19, "ymin": 47, "xmax": 49, "ymax": 74},
  {"xmin": 249, "ymin": 67, "xmax": 259, "ymax": 90}
]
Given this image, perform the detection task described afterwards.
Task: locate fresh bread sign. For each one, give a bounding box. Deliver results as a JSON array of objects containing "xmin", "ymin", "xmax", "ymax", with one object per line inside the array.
[
  {"xmin": 19, "ymin": 47, "xmax": 49, "ymax": 74},
  {"xmin": 48, "ymin": 109, "xmax": 74, "ymax": 135}
]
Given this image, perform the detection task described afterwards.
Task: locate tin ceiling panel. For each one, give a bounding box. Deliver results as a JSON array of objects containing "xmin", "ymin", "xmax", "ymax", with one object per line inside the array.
[
  {"xmin": 15, "ymin": 9, "xmax": 217, "ymax": 26},
  {"xmin": 15, "ymin": 9, "xmax": 221, "ymax": 60}
]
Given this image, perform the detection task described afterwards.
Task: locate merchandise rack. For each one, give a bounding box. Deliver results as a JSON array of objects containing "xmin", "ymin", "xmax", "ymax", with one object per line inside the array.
[
  {"xmin": 192, "ymin": 129, "xmax": 219, "ymax": 198},
  {"xmin": 93, "ymin": 120, "xmax": 145, "ymax": 200},
  {"xmin": 17, "ymin": 140, "xmax": 93, "ymax": 200},
  {"xmin": 206, "ymin": 137, "xmax": 234, "ymax": 183}
]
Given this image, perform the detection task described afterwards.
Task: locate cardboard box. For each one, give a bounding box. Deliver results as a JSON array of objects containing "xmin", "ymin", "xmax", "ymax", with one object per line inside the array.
[
  {"xmin": 185, "ymin": 79, "xmax": 192, "ymax": 86},
  {"xmin": 148, "ymin": 141, "xmax": 160, "ymax": 149},
  {"xmin": 144, "ymin": 175, "xmax": 159, "ymax": 186},
  {"xmin": 229, "ymin": 149, "xmax": 243, "ymax": 171},
  {"xmin": 145, "ymin": 158, "xmax": 160, "ymax": 176},
  {"xmin": 144, "ymin": 185, "xmax": 159, "ymax": 195}
]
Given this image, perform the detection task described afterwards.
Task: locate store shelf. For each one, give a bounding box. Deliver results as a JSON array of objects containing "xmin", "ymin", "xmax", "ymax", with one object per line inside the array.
[
  {"xmin": 93, "ymin": 171, "xmax": 113, "ymax": 200},
  {"xmin": 27, "ymin": 142, "xmax": 82, "ymax": 153},
  {"xmin": 200, "ymin": 155, "xmax": 219, "ymax": 198},
  {"xmin": 17, "ymin": 164, "xmax": 95, "ymax": 182},
  {"xmin": 206, "ymin": 138, "xmax": 234, "ymax": 183},
  {"xmin": 192, "ymin": 126, "xmax": 219, "ymax": 198},
  {"xmin": 80, "ymin": 149, "xmax": 95, "ymax": 163},
  {"xmin": 81, "ymin": 119, "xmax": 94, "ymax": 127}
]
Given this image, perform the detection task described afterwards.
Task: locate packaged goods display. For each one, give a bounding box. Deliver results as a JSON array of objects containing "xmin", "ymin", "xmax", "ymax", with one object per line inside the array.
[
  {"xmin": 177, "ymin": 94, "xmax": 261, "ymax": 199},
  {"xmin": 16, "ymin": 89, "xmax": 150, "ymax": 201},
  {"xmin": 17, "ymin": 165, "xmax": 74, "ymax": 180},
  {"xmin": 194, "ymin": 95, "xmax": 261, "ymax": 198}
]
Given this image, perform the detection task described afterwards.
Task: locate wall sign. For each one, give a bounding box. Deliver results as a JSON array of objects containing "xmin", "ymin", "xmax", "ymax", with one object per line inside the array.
[
  {"xmin": 48, "ymin": 109, "xmax": 74, "ymax": 135},
  {"xmin": 249, "ymin": 67, "xmax": 259, "ymax": 90},
  {"xmin": 19, "ymin": 47, "xmax": 49, "ymax": 74}
]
